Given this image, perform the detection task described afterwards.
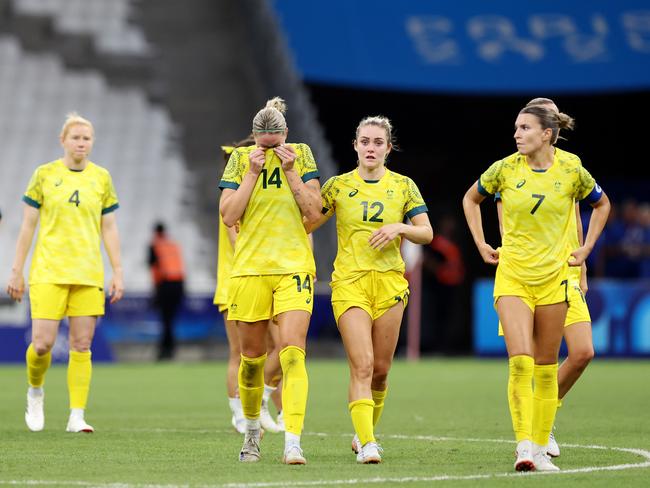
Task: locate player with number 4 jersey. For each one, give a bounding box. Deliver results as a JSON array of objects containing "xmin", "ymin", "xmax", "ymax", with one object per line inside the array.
[
  {"xmin": 23, "ymin": 159, "xmax": 118, "ymax": 286},
  {"xmin": 6, "ymin": 113, "xmax": 123, "ymax": 436}
]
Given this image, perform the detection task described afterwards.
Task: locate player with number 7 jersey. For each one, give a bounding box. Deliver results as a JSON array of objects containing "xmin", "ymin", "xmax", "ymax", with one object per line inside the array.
[
  {"xmin": 462, "ymin": 104, "xmax": 610, "ymax": 472},
  {"xmin": 477, "ymin": 146, "xmax": 595, "ymax": 287}
]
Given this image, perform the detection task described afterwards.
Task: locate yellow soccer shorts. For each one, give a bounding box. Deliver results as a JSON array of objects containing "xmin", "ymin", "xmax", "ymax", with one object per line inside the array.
[
  {"xmin": 565, "ymin": 279, "xmax": 591, "ymax": 326},
  {"xmin": 331, "ymin": 270, "xmax": 409, "ymax": 324},
  {"xmin": 495, "ymin": 266, "xmax": 570, "ymax": 336},
  {"xmin": 227, "ymin": 273, "xmax": 314, "ymax": 322},
  {"xmin": 494, "ymin": 265, "xmax": 569, "ymax": 311},
  {"xmin": 30, "ymin": 283, "xmax": 105, "ymax": 320}
]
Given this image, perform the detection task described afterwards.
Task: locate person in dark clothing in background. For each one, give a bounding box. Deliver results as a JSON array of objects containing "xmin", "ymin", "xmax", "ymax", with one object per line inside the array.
[
  {"xmin": 149, "ymin": 222, "xmax": 185, "ymax": 360},
  {"xmin": 421, "ymin": 213, "xmax": 465, "ymax": 352}
]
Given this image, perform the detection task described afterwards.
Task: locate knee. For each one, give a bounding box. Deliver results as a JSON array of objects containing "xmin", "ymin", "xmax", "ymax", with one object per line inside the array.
[
  {"xmin": 266, "ymin": 341, "xmax": 282, "ymax": 358},
  {"xmin": 32, "ymin": 341, "xmax": 53, "ymax": 356},
  {"xmin": 279, "ymin": 338, "xmax": 306, "ymax": 352},
  {"xmin": 372, "ymin": 361, "xmax": 391, "ymax": 386},
  {"xmin": 240, "ymin": 336, "xmax": 266, "ymax": 358},
  {"xmin": 570, "ymin": 346, "xmax": 595, "ymax": 370},
  {"xmin": 69, "ymin": 338, "xmax": 92, "ymax": 353},
  {"xmin": 351, "ymin": 359, "xmax": 374, "ymax": 383},
  {"xmin": 241, "ymin": 345, "xmax": 265, "ymax": 358},
  {"xmin": 371, "ymin": 372, "xmax": 388, "ymax": 391}
]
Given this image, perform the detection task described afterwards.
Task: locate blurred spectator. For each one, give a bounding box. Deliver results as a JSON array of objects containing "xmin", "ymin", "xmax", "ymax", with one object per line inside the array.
[
  {"xmin": 638, "ymin": 203, "xmax": 650, "ymax": 278},
  {"xmin": 598, "ymin": 200, "xmax": 646, "ymax": 278},
  {"xmin": 149, "ymin": 222, "xmax": 185, "ymax": 360},
  {"xmin": 421, "ymin": 213, "xmax": 465, "ymax": 352}
]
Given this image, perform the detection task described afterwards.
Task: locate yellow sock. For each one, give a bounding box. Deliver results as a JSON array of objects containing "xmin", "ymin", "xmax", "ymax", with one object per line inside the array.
[
  {"xmin": 508, "ymin": 355, "xmax": 534, "ymax": 442},
  {"xmin": 279, "ymin": 346, "xmax": 308, "ymax": 435},
  {"xmin": 26, "ymin": 343, "xmax": 52, "ymax": 388},
  {"xmin": 68, "ymin": 350, "xmax": 92, "ymax": 409},
  {"xmin": 239, "ymin": 353, "xmax": 267, "ymax": 419},
  {"xmin": 349, "ymin": 399, "xmax": 375, "ymax": 445},
  {"xmin": 371, "ymin": 388, "xmax": 387, "ymax": 427},
  {"xmin": 532, "ymin": 363, "xmax": 559, "ymax": 446}
]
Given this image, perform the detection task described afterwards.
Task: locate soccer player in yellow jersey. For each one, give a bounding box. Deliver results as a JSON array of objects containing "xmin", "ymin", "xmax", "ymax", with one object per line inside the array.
[
  {"xmin": 219, "ymin": 98, "xmax": 322, "ymax": 465},
  {"xmin": 215, "ymin": 140, "xmax": 284, "ymax": 435},
  {"xmin": 6, "ymin": 113, "xmax": 124, "ymax": 433},
  {"xmin": 463, "ymin": 105, "xmax": 610, "ymax": 472},
  {"xmin": 306, "ymin": 116, "xmax": 432, "ymax": 464},
  {"xmin": 496, "ymin": 98, "xmax": 596, "ymax": 459}
]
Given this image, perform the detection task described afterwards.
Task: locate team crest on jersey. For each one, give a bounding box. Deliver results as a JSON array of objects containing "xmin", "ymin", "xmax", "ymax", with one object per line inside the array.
[
  {"xmin": 554, "ymin": 181, "xmax": 562, "ymax": 192},
  {"xmin": 230, "ymin": 303, "xmax": 238, "ymax": 312},
  {"xmin": 516, "ymin": 179, "xmax": 526, "ymax": 189},
  {"xmin": 386, "ymin": 189, "xmax": 394, "ymax": 199}
]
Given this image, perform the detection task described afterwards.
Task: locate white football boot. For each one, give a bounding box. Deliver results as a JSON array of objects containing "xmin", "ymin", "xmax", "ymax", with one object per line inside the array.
[
  {"xmin": 25, "ymin": 387, "xmax": 45, "ymax": 432},
  {"xmin": 514, "ymin": 439, "xmax": 535, "ymax": 471},
  {"xmin": 546, "ymin": 429, "xmax": 560, "ymax": 458},
  {"xmin": 533, "ymin": 443, "xmax": 560, "ymax": 471},
  {"xmin": 283, "ymin": 444, "xmax": 307, "ymax": 465},
  {"xmin": 66, "ymin": 409, "xmax": 94, "ymax": 433},
  {"xmin": 356, "ymin": 441, "xmax": 382, "ymax": 464}
]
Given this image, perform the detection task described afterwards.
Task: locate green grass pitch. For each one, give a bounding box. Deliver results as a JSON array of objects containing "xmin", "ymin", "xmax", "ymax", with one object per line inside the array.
[{"xmin": 0, "ymin": 358, "xmax": 649, "ymax": 487}]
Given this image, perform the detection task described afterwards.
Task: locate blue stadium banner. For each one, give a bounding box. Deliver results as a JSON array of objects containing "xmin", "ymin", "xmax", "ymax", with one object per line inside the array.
[
  {"xmin": 473, "ymin": 279, "xmax": 650, "ymax": 357},
  {"xmin": 271, "ymin": 0, "xmax": 650, "ymax": 93}
]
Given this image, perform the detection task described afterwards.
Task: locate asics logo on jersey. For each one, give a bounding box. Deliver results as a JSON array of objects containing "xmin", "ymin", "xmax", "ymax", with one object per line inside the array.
[
  {"xmin": 54, "ymin": 179, "xmax": 63, "ymax": 187},
  {"xmin": 306, "ymin": 297, "xmax": 311, "ymax": 304},
  {"xmin": 516, "ymin": 179, "xmax": 526, "ymax": 188},
  {"xmin": 595, "ymin": 183, "xmax": 602, "ymax": 193},
  {"xmin": 349, "ymin": 189, "xmax": 359, "ymax": 197}
]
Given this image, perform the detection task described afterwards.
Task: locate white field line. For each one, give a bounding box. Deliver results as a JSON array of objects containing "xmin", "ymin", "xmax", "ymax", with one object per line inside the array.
[{"xmin": 1, "ymin": 431, "xmax": 649, "ymax": 488}]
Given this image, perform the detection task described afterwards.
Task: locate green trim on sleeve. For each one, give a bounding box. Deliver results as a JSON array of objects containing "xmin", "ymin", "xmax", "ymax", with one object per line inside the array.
[
  {"xmin": 101, "ymin": 203, "xmax": 119, "ymax": 215},
  {"xmin": 405, "ymin": 205, "xmax": 428, "ymax": 219},
  {"xmin": 302, "ymin": 171, "xmax": 320, "ymax": 183},
  {"xmin": 219, "ymin": 180, "xmax": 239, "ymax": 190},
  {"xmin": 477, "ymin": 180, "xmax": 491, "ymax": 197},
  {"xmin": 22, "ymin": 195, "xmax": 41, "ymax": 209}
]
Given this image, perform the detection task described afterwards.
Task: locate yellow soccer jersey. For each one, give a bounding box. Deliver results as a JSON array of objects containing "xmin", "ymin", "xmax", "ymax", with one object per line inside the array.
[
  {"xmin": 321, "ymin": 168, "xmax": 427, "ymax": 284},
  {"xmin": 479, "ymin": 148, "xmax": 595, "ymax": 286},
  {"xmin": 214, "ymin": 214, "xmax": 234, "ymax": 305},
  {"xmin": 219, "ymin": 143, "xmax": 318, "ymax": 277},
  {"xmin": 23, "ymin": 159, "xmax": 119, "ymax": 287}
]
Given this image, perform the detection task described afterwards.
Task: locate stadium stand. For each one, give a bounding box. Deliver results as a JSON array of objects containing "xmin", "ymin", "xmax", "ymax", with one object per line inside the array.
[
  {"xmin": 0, "ymin": 0, "xmax": 338, "ymax": 294},
  {"xmin": 14, "ymin": 0, "xmax": 149, "ymax": 55},
  {"xmin": 0, "ymin": 33, "xmax": 208, "ymax": 291}
]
